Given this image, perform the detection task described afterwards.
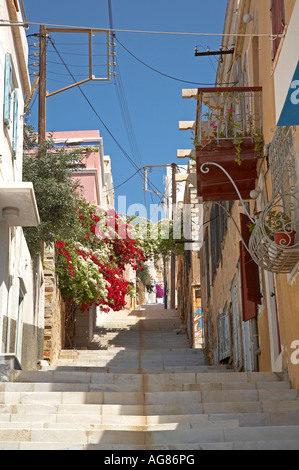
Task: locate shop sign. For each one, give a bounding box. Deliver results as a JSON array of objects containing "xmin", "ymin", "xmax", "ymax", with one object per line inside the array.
[{"xmin": 277, "ymin": 61, "xmax": 299, "ymax": 126}]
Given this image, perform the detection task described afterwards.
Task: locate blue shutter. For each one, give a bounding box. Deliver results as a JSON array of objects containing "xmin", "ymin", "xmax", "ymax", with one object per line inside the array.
[
  {"xmin": 3, "ymin": 53, "xmax": 12, "ymax": 126},
  {"xmin": 12, "ymin": 89, "xmax": 19, "ymax": 158}
]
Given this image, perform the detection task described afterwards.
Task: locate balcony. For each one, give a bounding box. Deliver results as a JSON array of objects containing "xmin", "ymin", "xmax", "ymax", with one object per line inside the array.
[
  {"xmin": 190, "ymin": 87, "xmax": 263, "ymax": 202},
  {"xmin": 0, "ymin": 183, "xmax": 40, "ymax": 227}
]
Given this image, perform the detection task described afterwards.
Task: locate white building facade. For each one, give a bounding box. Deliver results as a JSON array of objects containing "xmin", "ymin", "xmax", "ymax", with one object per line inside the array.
[{"xmin": 0, "ymin": 1, "xmax": 42, "ymax": 374}]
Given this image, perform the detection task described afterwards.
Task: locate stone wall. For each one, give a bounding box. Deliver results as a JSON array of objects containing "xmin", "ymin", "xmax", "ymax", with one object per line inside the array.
[{"xmin": 43, "ymin": 247, "xmax": 66, "ymax": 365}]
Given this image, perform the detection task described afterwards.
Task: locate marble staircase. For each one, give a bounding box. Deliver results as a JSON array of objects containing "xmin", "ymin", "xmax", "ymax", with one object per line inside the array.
[{"xmin": 0, "ymin": 305, "xmax": 299, "ymax": 450}]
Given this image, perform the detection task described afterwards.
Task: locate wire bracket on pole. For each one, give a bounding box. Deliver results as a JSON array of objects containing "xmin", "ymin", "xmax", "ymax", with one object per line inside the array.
[{"xmin": 45, "ymin": 27, "xmax": 113, "ymax": 98}]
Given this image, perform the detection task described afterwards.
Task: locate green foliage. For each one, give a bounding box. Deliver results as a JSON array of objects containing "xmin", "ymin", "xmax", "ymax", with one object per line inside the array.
[
  {"xmin": 22, "ymin": 136, "xmax": 87, "ymax": 255},
  {"xmin": 128, "ymin": 216, "xmax": 185, "ymax": 261}
]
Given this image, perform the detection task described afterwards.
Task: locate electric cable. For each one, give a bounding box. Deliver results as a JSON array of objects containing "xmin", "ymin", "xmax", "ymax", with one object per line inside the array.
[
  {"xmin": 115, "ymin": 38, "xmax": 238, "ymax": 86},
  {"xmin": 48, "ymin": 35, "xmax": 170, "ymax": 204},
  {"xmin": 106, "ymin": 167, "xmax": 142, "ymax": 193},
  {"xmin": 4, "ymin": 20, "xmax": 283, "ymax": 38}
]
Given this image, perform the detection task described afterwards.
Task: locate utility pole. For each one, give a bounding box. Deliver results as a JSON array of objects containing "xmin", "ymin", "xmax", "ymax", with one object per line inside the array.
[
  {"xmin": 38, "ymin": 24, "xmax": 47, "ymax": 146},
  {"xmin": 170, "ymin": 163, "xmax": 177, "ymax": 310}
]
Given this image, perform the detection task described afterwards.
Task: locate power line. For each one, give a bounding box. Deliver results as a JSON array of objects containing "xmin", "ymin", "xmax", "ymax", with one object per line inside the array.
[
  {"xmin": 107, "ymin": 0, "xmax": 144, "ymax": 170},
  {"xmin": 106, "ymin": 168, "xmax": 142, "ymax": 193},
  {"xmin": 115, "ymin": 38, "xmax": 231, "ymax": 86},
  {"xmin": 2, "ymin": 20, "xmax": 283, "ymax": 39},
  {"xmin": 47, "ymin": 35, "xmax": 169, "ymax": 204}
]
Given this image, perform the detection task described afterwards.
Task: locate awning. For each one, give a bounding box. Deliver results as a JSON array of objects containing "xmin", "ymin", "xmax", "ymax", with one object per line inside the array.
[{"xmin": 0, "ymin": 182, "xmax": 40, "ymax": 226}]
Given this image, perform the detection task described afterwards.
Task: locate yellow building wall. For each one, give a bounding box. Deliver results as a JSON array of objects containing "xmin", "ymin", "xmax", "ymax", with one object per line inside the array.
[{"xmin": 241, "ymin": 0, "xmax": 299, "ymax": 387}]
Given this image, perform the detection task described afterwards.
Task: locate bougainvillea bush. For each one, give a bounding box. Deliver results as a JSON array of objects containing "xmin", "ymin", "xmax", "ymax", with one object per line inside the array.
[
  {"xmin": 55, "ymin": 203, "xmax": 147, "ymax": 313},
  {"xmin": 155, "ymin": 283, "xmax": 164, "ymax": 299}
]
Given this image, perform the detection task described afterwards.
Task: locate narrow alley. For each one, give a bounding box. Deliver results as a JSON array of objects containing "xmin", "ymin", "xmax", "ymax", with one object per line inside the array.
[{"xmin": 0, "ymin": 305, "xmax": 299, "ymax": 450}]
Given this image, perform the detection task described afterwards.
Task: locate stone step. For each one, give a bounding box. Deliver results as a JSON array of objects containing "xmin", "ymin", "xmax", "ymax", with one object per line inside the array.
[
  {"xmin": 1, "ymin": 390, "xmax": 299, "ymax": 414},
  {"xmin": 3, "ymin": 400, "xmax": 299, "ymax": 417},
  {"xmin": 1, "ymin": 408, "xmax": 299, "ymax": 427},
  {"xmin": 49, "ymin": 367, "xmax": 229, "ymax": 374},
  {"xmin": 58, "ymin": 348, "xmax": 206, "ymax": 357},
  {"xmin": 0, "ymin": 419, "xmax": 240, "ymax": 430},
  {"xmin": 1, "ymin": 439, "xmax": 299, "ymax": 450},
  {"xmin": 1, "ymin": 406, "xmax": 299, "ymax": 429},
  {"xmin": 10, "ymin": 370, "xmax": 284, "ymax": 385},
  {"xmin": 0, "ymin": 379, "xmax": 291, "ymax": 393},
  {"xmin": 0, "ymin": 424, "xmax": 298, "ymax": 446},
  {"xmin": 2, "ymin": 387, "xmax": 297, "ymax": 406},
  {"xmin": 90, "ymin": 321, "xmax": 185, "ymax": 331}
]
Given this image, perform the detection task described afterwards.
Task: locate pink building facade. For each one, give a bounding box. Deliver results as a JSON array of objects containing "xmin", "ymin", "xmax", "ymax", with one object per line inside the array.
[{"xmin": 51, "ymin": 130, "xmax": 114, "ymax": 210}]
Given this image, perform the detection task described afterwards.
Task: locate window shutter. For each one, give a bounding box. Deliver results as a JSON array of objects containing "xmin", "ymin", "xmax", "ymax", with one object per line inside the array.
[
  {"xmin": 239, "ymin": 241, "xmax": 257, "ymax": 322},
  {"xmin": 12, "ymin": 89, "xmax": 19, "ymax": 158},
  {"xmin": 217, "ymin": 305, "xmax": 231, "ymax": 361},
  {"xmin": 271, "ymin": 0, "xmax": 285, "ymax": 59},
  {"xmin": 240, "ymin": 213, "xmax": 262, "ymax": 305},
  {"xmin": 3, "ymin": 53, "xmax": 12, "ymax": 126}
]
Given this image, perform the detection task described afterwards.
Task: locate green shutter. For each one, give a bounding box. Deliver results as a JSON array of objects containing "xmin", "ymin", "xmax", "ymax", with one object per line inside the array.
[
  {"xmin": 12, "ymin": 89, "xmax": 19, "ymax": 157},
  {"xmin": 3, "ymin": 53, "xmax": 12, "ymax": 126}
]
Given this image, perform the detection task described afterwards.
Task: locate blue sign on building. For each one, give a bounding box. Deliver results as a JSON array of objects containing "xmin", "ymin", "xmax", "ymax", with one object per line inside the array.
[{"xmin": 277, "ymin": 61, "xmax": 299, "ymax": 127}]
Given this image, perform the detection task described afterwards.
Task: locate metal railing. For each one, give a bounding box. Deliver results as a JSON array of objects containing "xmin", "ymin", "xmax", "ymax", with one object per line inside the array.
[
  {"xmin": 249, "ymin": 127, "xmax": 299, "ymax": 273},
  {"xmin": 195, "ymin": 87, "xmax": 263, "ymax": 146}
]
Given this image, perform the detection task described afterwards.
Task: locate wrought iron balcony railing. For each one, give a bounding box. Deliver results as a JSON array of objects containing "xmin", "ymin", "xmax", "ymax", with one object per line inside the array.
[
  {"xmin": 194, "ymin": 87, "xmax": 263, "ymax": 202},
  {"xmin": 195, "ymin": 86, "xmax": 263, "ymax": 150}
]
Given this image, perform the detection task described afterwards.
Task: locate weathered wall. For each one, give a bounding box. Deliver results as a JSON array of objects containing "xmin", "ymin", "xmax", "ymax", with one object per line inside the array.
[
  {"xmin": 43, "ymin": 247, "xmax": 66, "ymax": 365},
  {"xmin": 208, "ymin": 0, "xmax": 299, "ymax": 386}
]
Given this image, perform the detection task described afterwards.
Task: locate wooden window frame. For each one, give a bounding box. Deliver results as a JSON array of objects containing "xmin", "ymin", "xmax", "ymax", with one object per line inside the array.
[{"xmin": 270, "ymin": 0, "xmax": 285, "ymax": 60}]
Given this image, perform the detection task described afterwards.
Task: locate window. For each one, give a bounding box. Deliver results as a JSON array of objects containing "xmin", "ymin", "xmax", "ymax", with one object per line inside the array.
[
  {"xmin": 239, "ymin": 213, "xmax": 262, "ymax": 321},
  {"xmin": 210, "ymin": 202, "xmax": 228, "ymax": 281},
  {"xmin": 201, "ymin": 230, "xmax": 210, "ymax": 300},
  {"xmin": 271, "ymin": 0, "xmax": 285, "ymax": 60},
  {"xmin": 217, "ymin": 304, "xmax": 231, "ymax": 362},
  {"xmin": 3, "ymin": 53, "xmax": 19, "ymax": 158},
  {"xmin": 3, "ymin": 53, "xmax": 12, "ymax": 127},
  {"xmin": 13, "ymin": 0, "xmax": 20, "ymax": 12}
]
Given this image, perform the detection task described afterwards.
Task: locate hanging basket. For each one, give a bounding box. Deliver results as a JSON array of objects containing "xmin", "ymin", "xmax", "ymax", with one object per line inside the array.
[{"xmin": 274, "ymin": 230, "xmax": 296, "ymax": 248}]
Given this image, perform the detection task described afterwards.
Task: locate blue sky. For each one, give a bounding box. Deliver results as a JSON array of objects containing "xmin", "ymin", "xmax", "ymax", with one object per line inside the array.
[{"xmin": 24, "ymin": 0, "xmax": 227, "ymax": 215}]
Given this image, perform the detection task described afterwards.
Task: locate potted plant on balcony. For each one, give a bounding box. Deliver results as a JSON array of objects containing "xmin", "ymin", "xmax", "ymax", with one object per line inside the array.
[
  {"xmin": 246, "ymin": 211, "xmax": 273, "ymax": 238},
  {"xmin": 267, "ymin": 211, "xmax": 296, "ymax": 247},
  {"xmin": 247, "ymin": 210, "xmax": 296, "ymax": 247}
]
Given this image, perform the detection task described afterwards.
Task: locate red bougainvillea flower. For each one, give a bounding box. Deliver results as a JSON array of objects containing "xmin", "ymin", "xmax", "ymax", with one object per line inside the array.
[{"xmin": 55, "ymin": 204, "xmax": 147, "ymax": 312}]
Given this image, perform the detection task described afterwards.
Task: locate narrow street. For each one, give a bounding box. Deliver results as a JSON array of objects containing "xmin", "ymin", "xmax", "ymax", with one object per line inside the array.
[{"xmin": 0, "ymin": 305, "xmax": 299, "ymax": 450}]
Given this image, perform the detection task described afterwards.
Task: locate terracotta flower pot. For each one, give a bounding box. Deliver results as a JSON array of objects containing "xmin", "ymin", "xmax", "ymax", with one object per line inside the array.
[{"xmin": 274, "ymin": 230, "xmax": 296, "ymax": 248}]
